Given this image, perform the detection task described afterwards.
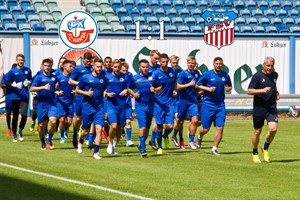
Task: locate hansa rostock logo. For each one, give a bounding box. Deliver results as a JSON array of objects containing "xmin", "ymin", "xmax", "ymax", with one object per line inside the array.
[{"xmin": 59, "ymin": 10, "xmax": 98, "ymax": 50}]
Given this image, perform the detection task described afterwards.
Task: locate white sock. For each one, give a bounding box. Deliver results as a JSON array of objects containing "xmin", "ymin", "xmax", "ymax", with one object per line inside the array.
[{"xmin": 212, "ymin": 146, "xmax": 218, "ymax": 151}]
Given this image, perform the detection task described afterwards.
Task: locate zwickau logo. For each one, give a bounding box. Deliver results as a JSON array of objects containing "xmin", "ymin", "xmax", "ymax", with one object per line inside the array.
[
  {"xmin": 202, "ymin": 11, "xmax": 237, "ymax": 49},
  {"xmin": 59, "ymin": 10, "xmax": 98, "ymax": 50}
]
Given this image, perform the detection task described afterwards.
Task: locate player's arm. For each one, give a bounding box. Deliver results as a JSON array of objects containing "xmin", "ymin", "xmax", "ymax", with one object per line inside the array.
[
  {"xmin": 76, "ymin": 86, "xmax": 93, "ymax": 97},
  {"xmin": 197, "ymin": 85, "xmax": 216, "ymax": 93},
  {"xmin": 177, "ymin": 79, "xmax": 196, "ymax": 90},
  {"xmin": 68, "ymin": 78, "xmax": 78, "ymax": 86},
  {"xmin": 247, "ymin": 87, "xmax": 271, "ymax": 95},
  {"xmin": 30, "ymin": 84, "xmax": 50, "ymax": 92},
  {"xmin": 127, "ymin": 88, "xmax": 140, "ymax": 99}
]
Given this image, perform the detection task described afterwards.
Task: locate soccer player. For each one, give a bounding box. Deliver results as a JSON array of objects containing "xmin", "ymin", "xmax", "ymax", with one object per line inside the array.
[
  {"xmin": 69, "ymin": 52, "xmax": 93, "ymax": 148},
  {"xmin": 1, "ymin": 63, "xmax": 17, "ymax": 137},
  {"xmin": 169, "ymin": 55, "xmax": 182, "ymax": 147},
  {"xmin": 128, "ymin": 59, "xmax": 162, "ymax": 157},
  {"xmin": 76, "ymin": 58, "xmax": 107, "ymax": 159},
  {"xmin": 103, "ymin": 56, "xmax": 112, "ymax": 73},
  {"xmin": 5, "ymin": 54, "xmax": 32, "ymax": 142},
  {"xmin": 196, "ymin": 57, "xmax": 232, "ymax": 156},
  {"xmin": 152, "ymin": 53, "xmax": 177, "ymax": 154},
  {"xmin": 55, "ymin": 57, "xmax": 67, "ymax": 76},
  {"xmin": 30, "ymin": 58, "xmax": 57, "ymax": 150},
  {"xmin": 177, "ymin": 56, "xmax": 201, "ymax": 149},
  {"xmin": 120, "ymin": 62, "xmax": 134, "ymax": 147},
  {"xmin": 105, "ymin": 59, "xmax": 129, "ymax": 154},
  {"xmin": 247, "ymin": 56, "xmax": 279, "ymax": 163},
  {"xmin": 56, "ymin": 60, "xmax": 75, "ymax": 143}
]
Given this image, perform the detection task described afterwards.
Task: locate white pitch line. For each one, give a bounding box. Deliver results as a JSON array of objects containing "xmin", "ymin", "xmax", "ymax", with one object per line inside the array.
[{"xmin": 0, "ymin": 162, "xmax": 153, "ymax": 200}]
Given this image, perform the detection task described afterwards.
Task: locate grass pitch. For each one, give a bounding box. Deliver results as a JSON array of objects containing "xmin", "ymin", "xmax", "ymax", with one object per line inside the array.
[{"xmin": 0, "ymin": 119, "xmax": 299, "ymax": 200}]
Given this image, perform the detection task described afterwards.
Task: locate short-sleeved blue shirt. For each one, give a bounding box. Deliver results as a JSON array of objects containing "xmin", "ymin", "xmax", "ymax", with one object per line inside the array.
[{"xmin": 56, "ymin": 74, "xmax": 75, "ymax": 106}]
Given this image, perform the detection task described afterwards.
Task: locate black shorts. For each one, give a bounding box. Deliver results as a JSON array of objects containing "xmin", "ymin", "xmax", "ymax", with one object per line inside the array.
[{"xmin": 253, "ymin": 107, "xmax": 278, "ymax": 129}]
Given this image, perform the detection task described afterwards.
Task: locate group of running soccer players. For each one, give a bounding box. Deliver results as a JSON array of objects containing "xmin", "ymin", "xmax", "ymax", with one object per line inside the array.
[{"xmin": 1, "ymin": 50, "xmax": 233, "ymax": 159}]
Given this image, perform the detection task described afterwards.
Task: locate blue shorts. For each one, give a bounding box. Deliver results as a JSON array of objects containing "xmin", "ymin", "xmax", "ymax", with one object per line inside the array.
[
  {"xmin": 37, "ymin": 102, "xmax": 57, "ymax": 123},
  {"xmin": 136, "ymin": 107, "xmax": 154, "ymax": 128},
  {"xmin": 126, "ymin": 105, "xmax": 132, "ymax": 120},
  {"xmin": 253, "ymin": 107, "xmax": 278, "ymax": 128},
  {"xmin": 177, "ymin": 102, "xmax": 198, "ymax": 120},
  {"xmin": 74, "ymin": 96, "xmax": 83, "ymax": 116},
  {"xmin": 154, "ymin": 103, "xmax": 175, "ymax": 125},
  {"xmin": 174, "ymin": 101, "xmax": 179, "ymax": 113},
  {"xmin": 107, "ymin": 106, "xmax": 126, "ymax": 127},
  {"xmin": 81, "ymin": 104, "xmax": 105, "ymax": 129},
  {"xmin": 5, "ymin": 96, "xmax": 12, "ymax": 112},
  {"xmin": 201, "ymin": 104, "xmax": 226, "ymax": 129},
  {"xmin": 57, "ymin": 102, "xmax": 74, "ymax": 118},
  {"xmin": 103, "ymin": 98, "xmax": 108, "ymax": 113}
]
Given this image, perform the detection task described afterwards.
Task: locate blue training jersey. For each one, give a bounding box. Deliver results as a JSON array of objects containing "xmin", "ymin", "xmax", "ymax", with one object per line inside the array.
[
  {"xmin": 196, "ymin": 69, "xmax": 232, "ymax": 106},
  {"xmin": 6, "ymin": 66, "xmax": 32, "ymax": 100},
  {"xmin": 56, "ymin": 74, "xmax": 75, "ymax": 106},
  {"xmin": 1, "ymin": 73, "xmax": 13, "ymax": 98},
  {"xmin": 123, "ymin": 71, "xmax": 133, "ymax": 106},
  {"xmin": 128, "ymin": 72, "xmax": 161, "ymax": 110},
  {"xmin": 70, "ymin": 64, "xmax": 93, "ymax": 98},
  {"xmin": 77, "ymin": 72, "xmax": 107, "ymax": 108},
  {"xmin": 177, "ymin": 69, "xmax": 201, "ymax": 104},
  {"xmin": 31, "ymin": 72, "xmax": 57, "ymax": 104},
  {"xmin": 106, "ymin": 72, "xmax": 129, "ymax": 110},
  {"xmin": 153, "ymin": 67, "xmax": 177, "ymax": 106},
  {"xmin": 149, "ymin": 63, "xmax": 160, "ymax": 73}
]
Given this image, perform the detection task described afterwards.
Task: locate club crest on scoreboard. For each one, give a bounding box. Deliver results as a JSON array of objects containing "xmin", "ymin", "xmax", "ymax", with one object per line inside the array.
[{"xmin": 202, "ymin": 11, "xmax": 237, "ymax": 50}]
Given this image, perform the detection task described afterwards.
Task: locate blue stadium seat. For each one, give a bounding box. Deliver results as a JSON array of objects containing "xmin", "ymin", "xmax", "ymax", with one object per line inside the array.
[
  {"xmin": 282, "ymin": 17, "xmax": 294, "ymax": 28},
  {"xmin": 148, "ymin": 0, "xmax": 159, "ymax": 10},
  {"xmin": 147, "ymin": 16, "xmax": 158, "ymax": 26},
  {"xmin": 240, "ymin": 25, "xmax": 252, "ymax": 33},
  {"xmin": 245, "ymin": 1, "xmax": 256, "ymax": 12},
  {"xmin": 36, "ymin": 7, "xmax": 49, "ymax": 17},
  {"xmin": 233, "ymin": 0, "xmax": 245, "ymax": 12},
  {"xmin": 0, "ymin": 5, "xmax": 8, "ymax": 16},
  {"xmin": 295, "ymin": 18, "xmax": 300, "ymax": 25},
  {"xmin": 270, "ymin": 18, "xmax": 282, "ymax": 28},
  {"xmin": 266, "ymin": 25, "xmax": 277, "ymax": 33},
  {"xmin": 209, "ymin": 0, "xmax": 221, "ymax": 10},
  {"xmin": 264, "ymin": 9, "xmax": 276, "ymax": 20},
  {"xmin": 95, "ymin": 16, "xmax": 106, "ymax": 26},
  {"xmin": 240, "ymin": 9, "xmax": 251, "ymax": 19},
  {"xmin": 159, "ymin": 16, "xmax": 170, "ymax": 26},
  {"xmin": 184, "ymin": 17, "xmax": 196, "ymax": 28},
  {"xmin": 116, "ymin": 7, "xmax": 127, "ymax": 18},
  {"xmin": 258, "ymin": 17, "xmax": 270, "ymax": 29},
  {"xmin": 134, "ymin": 16, "xmax": 145, "ymax": 25},
  {"xmin": 102, "ymin": 7, "xmax": 114, "ymax": 18},
  {"xmin": 172, "ymin": 16, "xmax": 183, "ymax": 27},
  {"xmin": 185, "ymin": 0, "xmax": 196, "ymax": 11},
  {"xmin": 253, "ymin": 25, "xmax": 265, "ymax": 33},
  {"xmin": 110, "ymin": 0, "xmax": 121, "ymax": 10},
  {"xmin": 10, "ymin": 6, "xmax": 22, "ymax": 17},
  {"xmin": 6, "ymin": 0, "xmax": 18, "ymax": 8},
  {"xmin": 136, "ymin": 0, "xmax": 147, "ymax": 11},
  {"xmin": 281, "ymin": 0, "xmax": 292, "ymax": 12},
  {"xmin": 123, "ymin": 0, "xmax": 134, "ymax": 10},
  {"xmin": 126, "ymin": 24, "xmax": 136, "ymax": 32},
  {"xmin": 98, "ymin": 0, "xmax": 110, "ymax": 9},
  {"xmin": 277, "ymin": 25, "xmax": 289, "ymax": 33},
  {"xmin": 107, "ymin": 16, "xmax": 120, "ymax": 26},
  {"xmin": 129, "ymin": 8, "xmax": 140, "ymax": 19},
  {"xmin": 140, "ymin": 25, "xmax": 149, "ymax": 32},
  {"xmin": 252, "ymin": 9, "xmax": 263, "ymax": 20},
  {"xmin": 0, "ymin": 0, "xmax": 4, "ymax": 6},
  {"xmin": 45, "ymin": 23, "xmax": 58, "ymax": 31},
  {"xmin": 190, "ymin": 8, "xmax": 201, "ymax": 18},
  {"xmin": 151, "ymin": 25, "xmax": 160, "ymax": 32},
  {"xmin": 49, "ymin": 7, "xmax": 62, "ymax": 16},
  {"xmin": 14, "ymin": 14, "xmax": 26, "ymax": 27},
  {"xmin": 5, "ymin": 23, "xmax": 17, "ymax": 31},
  {"xmin": 166, "ymin": 8, "xmax": 177, "ymax": 20},
  {"xmin": 246, "ymin": 17, "xmax": 258, "ymax": 28},
  {"xmin": 141, "ymin": 8, "xmax": 152, "ymax": 19},
  {"xmin": 196, "ymin": 17, "xmax": 204, "ymax": 27},
  {"xmin": 99, "ymin": 24, "xmax": 112, "ymax": 32},
  {"xmin": 85, "ymin": 0, "xmax": 97, "ymax": 12},
  {"xmin": 28, "ymin": 15, "xmax": 41, "ymax": 27},
  {"xmin": 234, "ymin": 26, "xmax": 239, "ymax": 33},
  {"xmin": 153, "ymin": 8, "xmax": 165, "ymax": 19},
  {"xmin": 190, "ymin": 25, "xmax": 202, "ymax": 33},
  {"xmin": 19, "ymin": 23, "xmax": 31, "ymax": 31},
  {"xmin": 257, "ymin": 1, "xmax": 268, "ymax": 12},
  {"xmin": 269, "ymin": 0, "xmax": 280, "ymax": 12},
  {"xmin": 178, "ymin": 8, "xmax": 190, "ymax": 19},
  {"xmin": 23, "ymin": 6, "xmax": 35, "ymax": 18},
  {"xmin": 288, "ymin": 9, "xmax": 299, "ymax": 20},
  {"xmin": 32, "ymin": 23, "xmax": 45, "ymax": 31},
  {"xmin": 32, "ymin": 0, "xmax": 44, "ymax": 10},
  {"xmin": 222, "ymin": 0, "xmax": 232, "ymax": 11},
  {"xmin": 90, "ymin": 7, "xmax": 102, "ymax": 17},
  {"xmin": 173, "ymin": 0, "xmax": 184, "ymax": 10},
  {"xmin": 177, "ymin": 25, "xmax": 189, "ymax": 33},
  {"xmin": 196, "ymin": 0, "xmax": 208, "ymax": 11},
  {"xmin": 165, "ymin": 25, "xmax": 177, "ymax": 32},
  {"xmin": 235, "ymin": 17, "xmax": 246, "ymax": 28},
  {"xmin": 45, "ymin": 0, "xmax": 58, "ymax": 9},
  {"xmin": 294, "ymin": 1, "xmax": 300, "ymax": 13},
  {"xmin": 289, "ymin": 26, "xmax": 300, "ymax": 33},
  {"xmin": 231, "ymin": 8, "xmax": 238, "ymax": 15},
  {"xmin": 1, "ymin": 14, "xmax": 13, "ymax": 26},
  {"xmin": 160, "ymin": 0, "xmax": 172, "ymax": 10},
  {"xmin": 276, "ymin": 9, "xmax": 288, "ymax": 20},
  {"xmin": 112, "ymin": 24, "xmax": 125, "ymax": 32}
]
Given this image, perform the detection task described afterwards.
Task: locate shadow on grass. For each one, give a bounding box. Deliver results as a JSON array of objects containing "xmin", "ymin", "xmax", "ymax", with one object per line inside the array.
[
  {"xmin": 221, "ymin": 151, "xmax": 252, "ymax": 155},
  {"xmin": 0, "ymin": 174, "xmax": 93, "ymax": 200},
  {"xmin": 271, "ymin": 159, "xmax": 300, "ymax": 163}
]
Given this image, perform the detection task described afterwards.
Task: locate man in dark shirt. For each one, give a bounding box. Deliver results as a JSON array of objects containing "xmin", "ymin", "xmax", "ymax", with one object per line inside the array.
[{"xmin": 247, "ymin": 56, "xmax": 279, "ymax": 163}]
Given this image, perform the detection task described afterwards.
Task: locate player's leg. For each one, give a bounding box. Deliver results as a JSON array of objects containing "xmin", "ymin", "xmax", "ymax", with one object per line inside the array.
[
  {"xmin": 211, "ymin": 106, "xmax": 226, "ymax": 156},
  {"xmin": 5, "ymin": 95, "xmax": 12, "ymax": 136},
  {"xmin": 136, "ymin": 109, "xmax": 149, "ymax": 157},
  {"xmin": 197, "ymin": 104, "xmax": 213, "ymax": 148},
  {"xmin": 30, "ymin": 99, "xmax": 38, "ymax": 133},
  {"xmin": 78, "ymin": 107, "xmax": 95, "ymax": 154},
  {"xmin": 37, "ymin": 103, "xmax": 49, "ymax": 150},
  {"xmin": 11, "ymin": 100, "xmax": 21, "ymax": 142},
  {"xmin": 107, "ymin": 109, "xmax": 117, "ymax": 154},
  {"xmin": 162, "ymin": 105, "xmax": 175, "ymax": 149},
  {"xmin": 186, "ymin": 104, "xmax": 198, "ymax": 149},
  {"xmin": 72, "ymin": 97, "xmax": 83, "ymax": 148},
  {"xmin": 154, "ymin": 103, "xmax": 165, "ymax": 153},
  {"xmin": 17, "ymin": 99, "xmax": 28, "ymax": 141},
  {"xmin": 93, "ymin": 125, "xmax": 103, "ymax": 159},
  {"xmin": 171, "ymin": 102, "xmax": 179, "ymax": 146},
  {"xmin": 57, "ymin": 102, "xmax": 67, "ymax": 143}
]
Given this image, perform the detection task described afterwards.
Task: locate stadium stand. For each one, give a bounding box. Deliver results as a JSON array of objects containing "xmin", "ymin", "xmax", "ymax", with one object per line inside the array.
[
  {"xmin": 190, "ymin": 25, "xmax": 202, "ymax": 33},
  {"xmin": 165, "ymin": 25, "xmax": 177, "ymax": 32},
  {"xmin": 252, "ymin": 26, "xmax": 265, "ymax": 33}
]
